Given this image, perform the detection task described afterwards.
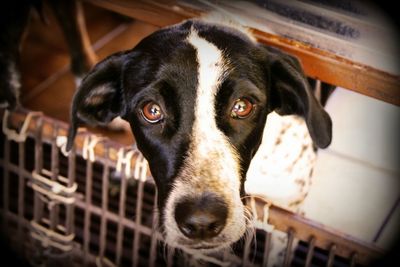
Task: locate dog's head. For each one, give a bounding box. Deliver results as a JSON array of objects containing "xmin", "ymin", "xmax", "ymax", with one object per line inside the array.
[{"xmin": 67, "ymin": 20, "xmax": 331, "ymax": 252}]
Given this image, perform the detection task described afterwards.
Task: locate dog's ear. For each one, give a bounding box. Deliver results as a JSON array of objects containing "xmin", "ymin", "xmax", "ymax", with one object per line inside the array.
[
  {"xmin": 66, "ymin": 52, "xmax": 127, "ymax": 151},
  {"xmin": 264, "ymin": 46, "xmax": 332, "ymax": 148}
]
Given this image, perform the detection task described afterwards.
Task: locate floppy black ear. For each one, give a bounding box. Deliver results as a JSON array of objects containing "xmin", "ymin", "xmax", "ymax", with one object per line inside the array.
[
  {"xmin": 66, "ymin": 52, "xmax": 127, "ymax": 151},
  {"xmin": 264, "ymin": 46, "xmax": 332, "ymax": 148}
]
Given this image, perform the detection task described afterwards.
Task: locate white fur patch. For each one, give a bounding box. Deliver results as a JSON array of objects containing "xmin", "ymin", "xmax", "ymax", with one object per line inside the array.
[
  {"xmin": 163, "ymin": 29, "xmax": 246, "ymax": 251},
  {"xmin": 246, "ymin": 113, "xmax": 315, "ymax": 267},
  {"xmin": 9, "ymin": 62, "xmax": 21, "ymax": 92},
  {"xmin": 245, "ymin": 112, "xmax": 316, "ymax": 211},
  {"xmin": 107, "ymin": 116, "xmax": 130, "ymax": 131},
  {"xmin": 74, "ymin": 77, "xmax": 83, "ymax": 87},
  {"xmin": 0, "ymin": 62, "xmax": 20, "ymax": 108}
]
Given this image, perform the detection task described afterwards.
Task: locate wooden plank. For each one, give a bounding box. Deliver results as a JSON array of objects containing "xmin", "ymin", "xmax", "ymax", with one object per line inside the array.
[
  {"xmin": 20, "ymin": 2, "xmax": 124, "ymax": 96},
  {"xmin": 83, "ymin": 0, "xmax": 400, "ymax": 106},
  {"xmin": 83, "ymin": 0, "xmax": 199, "ymax": 27},
  {"xmin": 252, "ymin": 29, "xmax": 400, "ymax": 106}
]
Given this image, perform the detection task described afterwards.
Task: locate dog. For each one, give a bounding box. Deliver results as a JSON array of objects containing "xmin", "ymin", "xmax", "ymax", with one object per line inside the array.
[{"xmin": 66, "ymin": 18, "xmax": 332, "ymax": 257}]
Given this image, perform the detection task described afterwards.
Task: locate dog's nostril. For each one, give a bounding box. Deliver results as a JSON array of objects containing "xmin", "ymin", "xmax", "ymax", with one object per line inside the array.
[
  {"xmin": 180, "ymin": 222, "xmax": 196, "ymax": 237},
  {"xmin": 208, "ymin": 222, "xmax": 222, "ymax": 233},
  {"xmin": 179, "ymin": 211, "xmax": 225, "ymax": 239},
  {"xmin": 174, "ymin": 193, "xmax": 228, "ymax": 240}
]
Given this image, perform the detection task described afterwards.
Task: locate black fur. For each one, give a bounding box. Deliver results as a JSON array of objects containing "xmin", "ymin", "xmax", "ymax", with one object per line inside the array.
[{"xmin": 0, "ymin": 1, "xmax": 36, "ymax": 109}]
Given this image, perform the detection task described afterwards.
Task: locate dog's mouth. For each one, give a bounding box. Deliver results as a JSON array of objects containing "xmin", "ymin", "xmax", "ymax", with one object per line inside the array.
[
  {"xmin": 178, "ymin": 240, "xmax": 231, "ymax": 254},
  {"xmin": 172, "ymin": 226, "xmax": 249, "ymax": 254}
]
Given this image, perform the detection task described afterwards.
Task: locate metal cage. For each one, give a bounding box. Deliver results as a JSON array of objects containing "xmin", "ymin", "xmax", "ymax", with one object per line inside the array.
[{"xmin": 0, "ymin": 109, "xmax": 385, "ymax": 267}]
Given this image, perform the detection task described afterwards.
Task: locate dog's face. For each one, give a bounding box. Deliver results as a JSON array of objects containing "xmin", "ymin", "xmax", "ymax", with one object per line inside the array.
[{"xmin": 67, "ymin": 20, "xmax": 331, "ymax": 252}]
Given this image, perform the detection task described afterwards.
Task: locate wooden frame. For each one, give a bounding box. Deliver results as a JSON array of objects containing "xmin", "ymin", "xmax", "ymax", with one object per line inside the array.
[
  {"xmin": 83, "ymin": 0, "xmax": 400, "ymax": 106},
  {"xmin": 1, "ymin": 109, "xmax": 384, "ymax": 266}
]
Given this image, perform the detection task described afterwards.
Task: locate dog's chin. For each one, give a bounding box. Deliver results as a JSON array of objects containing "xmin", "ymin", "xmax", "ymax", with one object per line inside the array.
[
  {"xmin": 164, "ymin": 228, "xmax": 246, "ymax": 255},
  {"xmin": 178, "ymin": 241, "xmax": 232, "ymax": 255}
]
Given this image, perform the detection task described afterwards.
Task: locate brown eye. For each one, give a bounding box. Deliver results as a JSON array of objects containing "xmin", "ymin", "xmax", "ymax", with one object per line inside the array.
[
  {"xmin": 141, "ymin": 101, "xmax": 164, "ymax": 123},
  {"xmin": 231, "ymin": 98, "xmax": 254, "ymax": 119}
]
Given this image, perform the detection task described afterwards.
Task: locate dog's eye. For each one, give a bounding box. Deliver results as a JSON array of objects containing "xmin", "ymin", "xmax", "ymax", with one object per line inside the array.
[
  {"xmin": 230, "ymin": 98, "xmax": 254, "ymax": 119},
  {"xmin": 141, "ymin": 101, "xmax": 164, "ymax": 123}
]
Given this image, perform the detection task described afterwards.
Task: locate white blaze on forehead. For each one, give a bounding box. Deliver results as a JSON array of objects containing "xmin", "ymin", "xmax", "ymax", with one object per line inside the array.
[
  {"xmin": 188, "ymin": 29, "xmax": 221, "ymax": 133},
  {"xmin": 187, "ymin": 29, "xmax": 240, "ymax": 185}
]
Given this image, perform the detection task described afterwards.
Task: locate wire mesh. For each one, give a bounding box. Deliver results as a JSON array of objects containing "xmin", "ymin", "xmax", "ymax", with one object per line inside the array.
[{"xmin": 0, "ymin": 109, "xmax": 384, "ymax": 267}]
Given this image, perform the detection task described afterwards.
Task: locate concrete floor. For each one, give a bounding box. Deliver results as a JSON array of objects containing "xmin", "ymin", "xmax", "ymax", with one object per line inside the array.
[{"xmin": 302, "ymin": 87, "xmax": 400, "ymax": 249}]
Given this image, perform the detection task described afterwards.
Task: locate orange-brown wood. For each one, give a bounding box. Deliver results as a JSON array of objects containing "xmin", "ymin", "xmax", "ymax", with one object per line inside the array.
[
  {"xmin": 19, "ymin": 5, "xmax": 159, "ymax": 145},
  {"xmin": 83, "ymin": 0, "xmax": 199, "ymax": 27},
  {"xmin": 20, "ymin": 2, "xmax": 124, "ymax": 99},
  {"xmin": 252, "ymin": 30, "xmax": 400, "ymax": 106},
  {"xmin": 83, "ymin": 0, "xmax": 400, "ymax": 106}
]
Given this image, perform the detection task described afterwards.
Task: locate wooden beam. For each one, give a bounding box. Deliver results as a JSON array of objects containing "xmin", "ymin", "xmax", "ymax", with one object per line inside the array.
[
  {"xmin": 252, "ymin": 29, "xmax": 400, "ymax": 106},
  {"xmin": 83, "ymin": 0, "xmax": 400, "ymax": 106},
  {"xmin": 83, "ymin": 0, "xmax": 199, "ymax": 27}
]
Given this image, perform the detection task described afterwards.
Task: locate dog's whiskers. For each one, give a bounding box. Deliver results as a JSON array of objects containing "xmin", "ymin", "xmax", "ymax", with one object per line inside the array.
[
  {"xmin": 242, "ymin": 205, "xmax": 258, "ymax": 264},
  {"xmin": 240, "ymin": 194, "xmax": 254, "ymax": 202}
]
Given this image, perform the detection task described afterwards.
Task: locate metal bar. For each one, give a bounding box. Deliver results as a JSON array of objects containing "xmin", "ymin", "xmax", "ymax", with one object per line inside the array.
[
  {"xmin": 116, "ymin": 170, "xmax": 128, "ymax": 266},
  {"xmin": 223, "ymin": 249, "xmax": 231, "ymax": 263},
  {"xmin": 262, "ymin": 232, "xmax": 272, "ymax": 267},
  {"xmin": 66, "ymin": 147, "xmax": 76, "ymax": 236},
  {"xmin": 83, "ymin": 153, "xmax": 93, "ymax": 266},
  {"xmin": 283, "ymin": 228, "xmax": 295, "ymax": 267},
  {"xmin": 0, "ymin": 160, "xmax": 33, "ymax": 180},
  {"xmin": 132, "ymin": 179, "xmax": 145, "ymax": 267},
  {"xmin": 242, "ymin": 228, "xmax": 253, "ymax": 267},
  {"xmin": 326, "ymin": 244, "xmax": 336, "ymax": 267},
  {"xmin": 50, "ymin": 124, "xmax": 60, "ymax": 180},
  {"xmin": 149, "ymin": 190, "xmax": 159, "ymax": 267},
  {"xmin": 31, "ymin": 115, "xmax": 45, "ymax": 262},
  {"xmin": 34, "ymin": 116, "xmax": 44, "ymax": 173},
  {"xmin": 73, "ymin": 199, "xmax": 155, "ymax": 237},
  {"xmin": 50, "ymin": 124, "xmax": 60, "ymax": 231},
  {"xmin": 17, "ymin": 141, "xmax": 25, "ymax": 251},
  {"xmin": 305, "ymin": 236, "xmax": 316, "ymax": 267},
  {"xmin": 33, "ymin": 188, "xmax": 44, "ymax": 224},
  {"xmin": 2, "ymin": 137, "xmax": 10, "ymax": 231},
  {"xmin": 167, "ymin": 247, "xmax": 174, "ymax": 267},
  {"xmin": 99, "ymin": 146, "xmax": 110, "ymax": 260},
  {"xmin": 33, "ymin": 116, "xmax": 44, "ymax": 223},
  {"xmin": 349, "ymin": 253, "xmax": 358, "ymax": 267}
]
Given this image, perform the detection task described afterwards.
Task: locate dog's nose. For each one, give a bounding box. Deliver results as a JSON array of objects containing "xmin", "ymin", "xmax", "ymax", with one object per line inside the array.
[{"xmin": 174, "ymin": 193, "xmax": 228, "ymax": 240}]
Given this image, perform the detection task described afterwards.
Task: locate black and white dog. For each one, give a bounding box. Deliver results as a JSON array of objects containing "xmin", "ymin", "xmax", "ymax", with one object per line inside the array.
[{"xmin": 66, "ymin": 19, "xmax": 332, "ymax": 254}]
